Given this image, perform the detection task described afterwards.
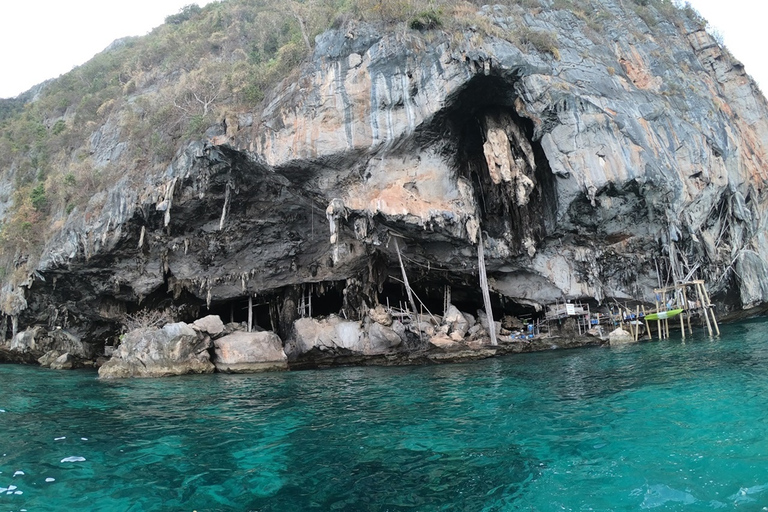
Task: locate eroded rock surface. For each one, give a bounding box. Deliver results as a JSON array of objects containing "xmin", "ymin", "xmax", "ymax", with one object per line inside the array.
[
  {"xmin": 213, "ymin": 331, "xmax": 287, "ymax": 372},
  {"xmin": 98, "ymin": 323, "xmax": 214, "ymax": 378}
]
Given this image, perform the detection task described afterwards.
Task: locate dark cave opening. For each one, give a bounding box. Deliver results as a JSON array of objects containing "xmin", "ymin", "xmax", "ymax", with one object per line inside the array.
[
  {"xmin": 378, "ymin": 274, "xmax": 542, "ymax": 323},
  {"xmin": 444, "ymin": 74, "xmax": 558, "ymax": 245},
  {"xmin": 302, "ymin": 281, "xmax": 346, "ymax": 317},
  {"xmin": 205, "ymin": 294, "xmax": 276, "ymax": 331}
]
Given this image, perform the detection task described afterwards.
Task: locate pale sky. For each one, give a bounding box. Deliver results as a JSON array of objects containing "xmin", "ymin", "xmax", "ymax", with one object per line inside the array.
[{"xmin": 0, "ymin": 0, "xmax": 765, "ymax": 99}]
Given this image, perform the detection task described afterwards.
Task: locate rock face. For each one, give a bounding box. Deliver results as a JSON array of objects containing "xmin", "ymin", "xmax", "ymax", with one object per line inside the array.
[
  {"xmin": 3, "ymin": 1, "xmax": 768, "ymax": 363},
  {"xmin": 9, "ymin": 327, "xmax": 95, "ymax": 360},
  {"xmin": 213, "ymin": 331, "xmax": 287, "ymax": 372},
  {"xmin": 98, "ymin": 323, "xmax": 214, "ymax": 378}
]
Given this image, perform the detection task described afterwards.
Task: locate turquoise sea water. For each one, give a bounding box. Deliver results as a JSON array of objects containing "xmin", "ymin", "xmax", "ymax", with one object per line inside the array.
[{"xmin": 2, "ymin": 319, "xmax": 768, "ymax": 511}]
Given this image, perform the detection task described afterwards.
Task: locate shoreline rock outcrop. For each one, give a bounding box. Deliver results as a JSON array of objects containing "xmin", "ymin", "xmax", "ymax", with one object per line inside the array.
[
  {"xmin": 213, "ymin": 331, "xmax": 288, "ymax": 373},
  {"xmin": 98, "ymin": 323, "xmax": 214, "ymax": 379}
]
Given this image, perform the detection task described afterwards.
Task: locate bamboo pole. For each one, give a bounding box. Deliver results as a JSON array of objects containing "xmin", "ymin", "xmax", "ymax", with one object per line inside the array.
[
  {"xmin": 477, "ymin": 236, "xmax": 498, "ymax": 346},
  {"xmin": 700, "ymin": 282, "xmax": 720, "ymax": 335},
  {"xmin": 682, "ymin": 286, "xmax": 693, "ymax": 334},
  {"xmin": 696, "ymin": 282, "xmax": 713, "ymax": 336},
  {"xmin": 248, "ymin": 295, "xmax": 253, "ymax": 333},
  {"xmin": 662, "ymin": 290, "xmax": 669, "ymax": 339},
  {"xmin": 654, "ymin": 294, "xmax": 662, "ymax": 340},
  {"xmin": 394, "ymin": 237, "xmax": 419, "ymax": 319},
  {"xmin": 634, "ymin": 305, "xmax": 640, "ymax": 342},
  {"xmin": 642, "ymin": 305, "xmax": 652, "ymax": 340}
]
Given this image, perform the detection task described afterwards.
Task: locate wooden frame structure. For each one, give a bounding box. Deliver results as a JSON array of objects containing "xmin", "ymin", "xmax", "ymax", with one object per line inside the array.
[{"xmin": 652, "ymin": 280, "xmax": 719, "ymax": 339}]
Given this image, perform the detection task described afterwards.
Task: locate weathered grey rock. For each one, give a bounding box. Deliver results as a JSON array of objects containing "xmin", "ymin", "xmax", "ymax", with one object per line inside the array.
[
  {"xmin": 98, "ymin": 322, "xmax": 214, "ymax": 378},
  {"xmin": 10, "ymin": 327, "xmax": 93, "ymax": 360},
  {"xmin": 367, "ymin": 322, "xmax": 402, "ymax": 354},
  {"xmin": 444, "ymin": 305, "xmax": 470, "ymax": 339},
  {"xmin": 38, "ymin": 350, "xmax": 63, "ymax": 368},
  {"xmin": 50, "ymin": 353, "xmax": 75, "ymax": 370},
  {"xmin": 192, "ymin": 315, "xmax": 225, "ymax": 336},
  {"xmin": 477, "ymin": 311, "xmax": 502, "ymax": 337},
  {"xmin": 289, "ymin": 316, "xmax": 365, "ymax": 357},
  {"xmin": 608, "ymin": 328, "xmax": 635, "ymax": 345},
  {"xmin": 368, "ymin": 305, "xmax": 393, "ymax": 327},
  {"xmin": 10, "ymin": 327, "xmax": 45, "ymax": 354},
  {"xmin": 429, "ymin": 334, "xmax": 460, "ymax": 350},
  {"xmin": 213, "ymin": 331, "xmax": 287, "ymax": 372},
  {"xmin": 45, "ymin": 329, "xmax": 94, "ymax": 359}
]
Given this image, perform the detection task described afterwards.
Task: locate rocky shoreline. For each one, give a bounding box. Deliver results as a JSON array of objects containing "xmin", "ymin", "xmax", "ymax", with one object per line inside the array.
[{"xmin": 0, "ymin": 304, "xmax": 608, "ymax": 377}]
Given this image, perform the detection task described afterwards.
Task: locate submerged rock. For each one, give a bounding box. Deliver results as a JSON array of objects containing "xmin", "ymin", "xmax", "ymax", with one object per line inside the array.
[
  {"xmin": 98, "ymin": 322, "xmax": 214, "ymax": 379},
  {"xmin": 213, "ymin": 331, "xmax": 287, "ymax": 372}
]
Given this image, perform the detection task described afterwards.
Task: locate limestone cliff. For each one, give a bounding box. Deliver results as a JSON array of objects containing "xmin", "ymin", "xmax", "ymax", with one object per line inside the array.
[{"xmin": 3, "ymin": 0, "xmax": 768, "ymax": 351}]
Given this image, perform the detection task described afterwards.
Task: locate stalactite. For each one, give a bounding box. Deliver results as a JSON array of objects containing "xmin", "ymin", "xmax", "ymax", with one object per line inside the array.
[
  {"xmin": 164, "ymin": 177, "xmax": 178, "ymax": 227},
  {"xmin": 219, "ymin": 183, "xmax": 231, "ymax": 231}
]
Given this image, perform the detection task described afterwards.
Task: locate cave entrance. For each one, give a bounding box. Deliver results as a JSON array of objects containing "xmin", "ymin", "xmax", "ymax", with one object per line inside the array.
[
  {"xmin": 206, "ymin": 295, "xmax": 276, "ymax": 331},
  {"xmin": 446, "ymin": 74, "xmax": 558, "ymax": 248},
  {"xmin": 297, "ymin": 281, "xmax": 345, "ymax": 318},
  {"xmin": 378, "ymin": 274, "xmax": 543, "ymax": 326}
]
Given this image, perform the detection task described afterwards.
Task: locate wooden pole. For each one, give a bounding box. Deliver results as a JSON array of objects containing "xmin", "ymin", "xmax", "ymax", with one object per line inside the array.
[
  {"xmin": 701, "ymin": 282, "xmax": 720, "ymax": 335},
  {"xmin": 654, "ymin": 293, "xmax": 662, "ymax": 340},
  {"xmin": 662, "ymin": 290, "xmax": 669, "ymax": 339},
  {"xmin": 477, "ymin": 236, "xmax": 498, "ymax": 346},
  {"xmin": 682, "ymin": 286, "xmax": 693, "ymax": 334},
  {"xmin": 642, "ymin": 305, "xmax": 652, "ymax": 339},
  {"xmin": 394, "ymin": 237, "xmax": 418, "ymax": 319},
  {"xmin": 696, "ymin": 282, "xmax": 713, "ymax": 336},
  {"xmin": 634, "ymin": 305, "xmax": 640, "ymax": 342},
  {"xmin": 248, "ymin": 295, "xmax": 253, "ymax": 333}
]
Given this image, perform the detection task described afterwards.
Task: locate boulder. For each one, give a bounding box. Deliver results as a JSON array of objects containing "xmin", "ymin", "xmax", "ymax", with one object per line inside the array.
[
  {"xmin": 213, "ymin": 331, "xmax": 287, "ymax": 372},
  {"xmin": 368, "ymin": 305, "xmax": 393, "ymax": 327},
  {"xmin": 50, "ymin": 353, "xmax": 76, "ymax": 370},
  {"xmin": 38, "ymin": 350, "xmax": 63, "ymax": 368},
  {"xmin": 477, "ymin": 310, "xmax": 502, "ymax": 336},
  {"xmin": 429, "ymin": 334, "xmax": 460, "ymax": 350},
  {"xmin": 46, "ymin": 329, "xmax": 95, "ymax": 359},
  {"xmin": 192, "ymin": 315, "xmax": 225, "ymax": 336},
  {"xmin": 288, "ymin": 316, "xmax": 364, "ymax": 357},
  {"xmin": 10, "ymin": 327, "xmax": 45, "ymax": 354},
  {"xmin": 368, "ymin": 322, "xmax": 403, "ymax": 354},
  {"xmin": 444, "ymin": 305, "xmax": 470, "ymax": 338},
  {"xmin": 98, "ymin": 322, "xmax": 214, "ymax": 378},
  {"xmin": 10, "ymin": 327, "xmax": 94, "ymax": 359},
  {"xmin": 608, "ymin": 328, "xmax": 635, "ymax": 345}
]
